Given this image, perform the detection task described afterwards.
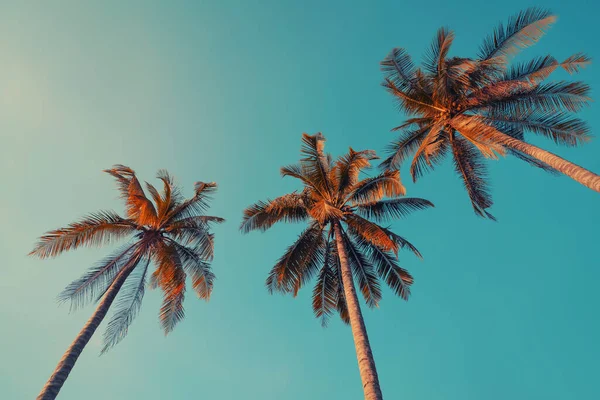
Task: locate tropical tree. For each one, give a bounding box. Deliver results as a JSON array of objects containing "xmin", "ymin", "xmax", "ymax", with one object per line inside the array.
[
  {"xmin": 379, "ymin": 7, "xmax": 598, "ymax": 219},
  {"xmin": 31, "ymin": 165, "xmax": 223, "ymax": 399},
  {"xmin": 240, "ymin": 133, "xmax": 433, "ymax": 400}
]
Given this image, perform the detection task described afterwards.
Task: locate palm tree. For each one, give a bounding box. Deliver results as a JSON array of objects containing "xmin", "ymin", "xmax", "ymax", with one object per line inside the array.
[
  {"xmin": 379, "ymin": 7, "xmax": 598, "ymax": 219},
  {"xmin": 240, "ymin": 133, "xmax": 433, "ymax": 400},
  {"xmin": 31, "ymin": 165, "xmax": 224, "ymax": 399}
]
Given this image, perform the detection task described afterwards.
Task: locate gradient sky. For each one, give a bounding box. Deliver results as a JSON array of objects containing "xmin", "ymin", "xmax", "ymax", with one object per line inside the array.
[{"xmin": 1, "ymin": 1, "xmax": 599, "ymax": 399}]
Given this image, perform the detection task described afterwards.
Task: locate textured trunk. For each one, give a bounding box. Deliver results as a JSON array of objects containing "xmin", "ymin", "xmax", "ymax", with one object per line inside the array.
[
  {"xmin": 333, "ymin": 222, "xmax": 383, "ymax": 400},
  {"xmin": 494, "ymin": 131, "xmax": 600, "ymax": 192},
  {"xmin": 37, "ymin": 263, "xmax": 137, "ymax": 399}
]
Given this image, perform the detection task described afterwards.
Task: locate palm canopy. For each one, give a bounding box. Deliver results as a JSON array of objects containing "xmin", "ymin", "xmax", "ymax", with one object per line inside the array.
[
  {"xmin": 30, "ymin": 165, "xmax": 224, "ymax": 352},
  {"xmin": 241, "ymin": 133, "xmax": 433, "ymax": 326},
  {"xmin": 379, "ymin": 7, "xmax": 592, "ymax": 219}
]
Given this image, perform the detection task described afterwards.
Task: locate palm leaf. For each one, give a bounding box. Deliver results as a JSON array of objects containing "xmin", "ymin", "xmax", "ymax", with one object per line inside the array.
[
  {"xmin": 58, "ymin": 243, "xmax": 139, "ymax": 309},
  {"xmin": 347, "ymin": 170, "xmax": 406, "ymax": 205},
  {"xmin": 311, "ymin": 241, "xmax": 338, "ymax": 327},
  {"xmin": 478, "ymin": 8, "xmax": 556, "ymax": 61},
  {"xmin": 355, "ymin": 198, "xmax": 434, "ymax": 222},
  {"xmin": 341, "ymin": 230, "xmax": 381, "ymax": 308},
  {"xmin": 101, "ymin": 257, "xmax": 150, "ymax": 353},
  {"xmin": 30, "ymin": 211, "xmax": 136, "ymax": 259},
  {"xmin": 265, "ymin": 222, "xmax": 325, "ymax": 294},
  {"xmin": 451, "ymin": 136, "xmax": 496, "ymax": 220},
  {"xmin": 344, "ymin": 214, "xmax": 398, "ymax": 255}
]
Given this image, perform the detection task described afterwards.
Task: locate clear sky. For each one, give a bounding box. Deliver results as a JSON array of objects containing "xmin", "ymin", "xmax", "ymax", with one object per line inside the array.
[{"xmin": 1, "ymin": 1, "xmax": 598, "ymax": 399}]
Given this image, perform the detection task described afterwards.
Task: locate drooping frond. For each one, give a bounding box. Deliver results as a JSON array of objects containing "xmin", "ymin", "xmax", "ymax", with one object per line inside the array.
[
  {"xmin": 169, "ymin": 239, "xmax": 215, "ymax": 300},
  {"xmin": 478, "ymin": 8, "xmax": 556, "ymax": 61},
  {"xmin": 355, "ymin": 198, "xmax": 434, "ymax": 222},
  {"xmin": 409, "ymin": 124, "xmax": 451, "ymax": 179},
  {"xmin": 265, "ymin": 222, "xmax": 325, "ymax": 295},
  {"xmin": 30, "ymin": 211, "xmax": 136, "ymax": 259},
  {"xmin": 240, "ymin": 192, "xmax": 309, "ymax": 233},
  {"xmin": 311, "ymin": 241, "xmax": 338, "ymax": 327},
  {"xmin": 101, "ymin": 257, "xmax": 150, "ymax": 353},
  {"xmin": 344, "ymin": 214, "xmax": 398, "ymax": 254},
  {"xmin": 151, "ymin": 243, "xmax": 186, "ymax": 334},
  {"xmin": 58, "ymin": 243, "xmax": 140, "ymax": 310},
  {"xmin": 347, "ymin": 170, "xmax": 406, "ymax": 205},
  {"xmin": 379, "ymin": 125, "xmax": 431, "ymax": 171},
  {"xmin": 451, "ymin": 136, "xmax": 496, "ymax": 220},
  {"xmin": 379, "ymin": 227, "xmax": 423, "ymax": 259},
  {"xmin": 341, "ymin": 230, "xmax": 382, "ymax": 308},
  {"xmin": 355, "ymin": 237, "xmax": 413, "ymax": 300}
]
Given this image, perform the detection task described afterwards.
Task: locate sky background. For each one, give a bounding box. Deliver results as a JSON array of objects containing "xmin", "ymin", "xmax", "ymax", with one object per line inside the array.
[{"xmin": 1, "ymin": 1, "xmax": 599, "ymax": 399}]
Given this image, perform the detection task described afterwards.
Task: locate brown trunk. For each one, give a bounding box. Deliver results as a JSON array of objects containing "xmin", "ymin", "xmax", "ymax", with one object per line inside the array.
[
  {"xmin": 333, "ymin": 222, "xmax": 383, "ymax": 400},
  {"xmin": 494, "ymin": 131, "xmax": 600, "ymax": 192},
  {"xmin": 37, "ymin": 262, "xmax": 137, "ymax": 400}
]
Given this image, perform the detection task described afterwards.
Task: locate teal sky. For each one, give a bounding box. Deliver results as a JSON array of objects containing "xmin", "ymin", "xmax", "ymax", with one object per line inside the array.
[{"xmin": 1, "ymin": 1, "xmax": 599, "ymax": 399}]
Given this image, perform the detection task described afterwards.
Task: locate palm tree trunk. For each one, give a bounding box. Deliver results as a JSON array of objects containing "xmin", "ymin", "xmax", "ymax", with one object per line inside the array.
[
  {"xmin": 494, "ymin": 131, "xmax": 600, "ymax": 192},
  {"xmin": 333, "ymin": 222, "xmax": 384, "ymax": 400},
  {"xmin": 37, "ymin": 263, "xmax": 137, "ymax": 400}
]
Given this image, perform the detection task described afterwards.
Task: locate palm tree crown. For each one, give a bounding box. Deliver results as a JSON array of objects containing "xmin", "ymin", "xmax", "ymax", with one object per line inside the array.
[
  {"xmin": 31, "ymin": 165, "xmax": 224, "ymax": 352},
  {"xmin": 380, "ymin": 7, "xmax": 595, "ymax": 219},
  {"xmin": 241, "ymin": 133, "xmax": 433, "ymax": 325}
]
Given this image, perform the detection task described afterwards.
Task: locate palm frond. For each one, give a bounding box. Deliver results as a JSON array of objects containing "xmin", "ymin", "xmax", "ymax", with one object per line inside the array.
[
  {"xmin": 311, "ymin": 241, "xmax": 338, "ymax": 327},
  {"xmin": 344, "ymin": 214, "xmax": 398, "ymax": 254},
  {"xmin": 379, "ymin": 227, "xmax": 423, "ymax": 259},
  {"xmin": 409, "ymin": 124, "xmax": 450, "ymax": 179},
  {"xmin": 299, "ymin": 133, "xmax": 333, "ymax": 198},
  {"xmin": 341, "ymin": 230, "xmax": 381, "ymax": 308},
  {"xmin": 152, "ymin": 243, "xmax": 186, "ymax": 334},
  {"xmin": 101, "ymin": 257, "xmax": 150, "ymax": 353},
  {"xmin": 58, "ymin": 243, "xmax": 140, "ymax": 310},
  {"xmin": 240, "ymin": 192, "xmax": 309, "ymax": 233},
  {"xmin": 104, "ymin": 165, "xmax": 157, "ymax": 226},
  {"xmin": 164, "ymin": 181, "xmax": 217, "ymax": 225},
  {"xmin": 471, "ymin": 81, "xmax": 591, "ymax": 114},
  {"xmin": 451, "ymin": 136, "xmax": 496, "ymax": 220},
  {"xmin": 380, "ymin": 47, "xmax": 418, "ymax": 92},
  {"xmin": 334, "ymin": 148, "xmax": 378, "ymax": 196},
  {"xmin": 478, "ymin": 8, "xmax": 556, "ymax": 61},
  {"xmin": 169, "ymin": 240, "xmax": 215, "ymax": 300},
  {"xmin": 265, "ymin": 222, "xmax": 325, "ymax": 295},
  {"xmin": 30, "ymin": 211, "xmax": 136, "ymax": 259},
  {"xmin": 382, "ymin": 79, "xmax": 439, "ymax": 116},
  {"xmin": 379, "ymin": 125, "xmax": 430, "ymax": 172},
  {"xmin": 355, "ymin": 198, "xmax": 434, "ymax": 222},
  {"xmin": 347, "ymin": 170, "xmax": 406, "ymax": 205},
  {"xmin": 424, "ymin": 27, "xmax": 454, "ymax": 75},
  {"xmin": 356, "ymin": 238, "xmax": 413, "ymax": 300},
  {"xmin": 560, "ymin": 53, "xmax": 591, "ymax": 74},
  {"xmin": 484, "ymin": 112, "xmax": 590, "ymax": 147}
]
